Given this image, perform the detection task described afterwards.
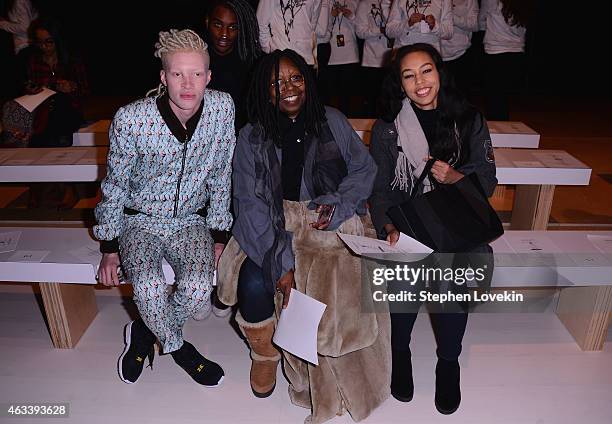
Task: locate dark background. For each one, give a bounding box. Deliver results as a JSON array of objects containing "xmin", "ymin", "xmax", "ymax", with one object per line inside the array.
[{"xmin": 15, "ymin": 0, "xmax": 612, "ymax": 97}]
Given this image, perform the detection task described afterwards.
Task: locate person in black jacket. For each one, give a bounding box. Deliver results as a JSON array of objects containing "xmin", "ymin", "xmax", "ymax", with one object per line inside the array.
[
  {"xmin": 369, "ymin": 43, "xmax": 497, "ymax": 415},
  {"xmin": 203, "ymin": 0, "xmax": 261, "ymax": 132},
  {"xmin": 193, "ymin": 0, "xmax": 262, "ymax": 321}
]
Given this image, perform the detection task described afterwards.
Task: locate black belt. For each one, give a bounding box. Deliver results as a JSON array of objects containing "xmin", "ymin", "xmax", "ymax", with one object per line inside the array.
[
  {"xmin": 123, "ymin": 206, "xmax": 207, "ymax": 218},
  {"xmin": 124, "ymin": 206, "xmax": 230, "ymax": 244}
]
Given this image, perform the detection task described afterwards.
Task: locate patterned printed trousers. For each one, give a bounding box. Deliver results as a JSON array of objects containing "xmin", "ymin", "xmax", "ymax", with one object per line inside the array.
[{"xmin": 119, "ymin": 218, "xmax": 214, "ymax": 353}]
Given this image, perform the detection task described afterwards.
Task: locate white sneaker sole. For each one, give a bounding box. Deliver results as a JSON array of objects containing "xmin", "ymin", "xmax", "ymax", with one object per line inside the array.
[
  {"xmin": 118, "ymin": 321, "xmax": 135, "ymax": 384},
  {"xmin": 205, "ymin": 375, "xmax": 224, "ymax": 388}
]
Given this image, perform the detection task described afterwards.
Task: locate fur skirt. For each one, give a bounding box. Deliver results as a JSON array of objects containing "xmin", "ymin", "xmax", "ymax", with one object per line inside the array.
[{"xmin": 217, "ymin": 201, "xmax": 391, "ymax": 423}]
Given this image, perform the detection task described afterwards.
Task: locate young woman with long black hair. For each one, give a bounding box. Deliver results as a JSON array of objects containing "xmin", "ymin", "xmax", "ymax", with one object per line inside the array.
[{"xmin": 369, "ymin": 43, "xmax": 497, "ymax": 415}]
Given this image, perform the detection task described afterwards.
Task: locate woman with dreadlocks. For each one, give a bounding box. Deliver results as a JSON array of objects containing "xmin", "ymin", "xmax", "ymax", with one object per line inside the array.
[{"xmin": 217, "ymin": 49, "xmax": 390, "ymax": 422}]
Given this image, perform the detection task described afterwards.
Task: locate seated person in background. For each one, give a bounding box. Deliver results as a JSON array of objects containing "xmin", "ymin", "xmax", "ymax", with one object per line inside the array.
[
  {"xmin": 1, "ymin": 17, "xmax": 90, "ymax": 209},
  {"xmin": 25, "ymin": 16, "xmax": 88, "ymax": 147},
  {"xmin": 1, "ymin": 16, "xmax": 88, "ymax": 148},
  {"xmin": 217, "ymin": 49, "xmax": 390, "ymax": 423},
  {"xmin": 95, "ymin": 29, "xmax": 234, "ymax": 387}
]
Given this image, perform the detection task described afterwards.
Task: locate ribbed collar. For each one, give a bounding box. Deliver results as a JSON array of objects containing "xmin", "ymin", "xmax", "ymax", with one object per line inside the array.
[{"xmin": 156, "ymin": 93, "xmax": 204, "ymax": 143}]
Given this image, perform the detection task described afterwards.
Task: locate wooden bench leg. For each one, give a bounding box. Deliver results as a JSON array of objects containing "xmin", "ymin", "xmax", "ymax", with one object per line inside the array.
[
  {"xmin": 555, "ymin": 286, "xmax": 612, "ymax": 351},
  {"xmin": 491, "ymin": 185, "xmax": 507, "ymax": 201},
  {"xmin": 510, "ymin": 184, "xmax": 555, "ymax": 230},
  {"xmin": 39, "ymin": 283, "xmax": 98, "ymax": 349}
]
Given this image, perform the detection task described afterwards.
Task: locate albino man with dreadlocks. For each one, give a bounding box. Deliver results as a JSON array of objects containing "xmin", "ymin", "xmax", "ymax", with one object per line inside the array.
[{"xmin": 94, "ymin": 29, "xmax": 235, "ymax": 387}]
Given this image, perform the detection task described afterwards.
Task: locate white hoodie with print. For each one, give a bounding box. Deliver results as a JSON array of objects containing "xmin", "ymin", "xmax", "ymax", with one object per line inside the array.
[
  {"xmin": 355, "ymin": 0, "xmax": 393, "ymax": 68},
  {"xmin": 386, "ymin": 0, "xmax": 453, "ymax": 52},
  {"xmin": 479, "ymin": 0, "xmax": 526, "ymax": 54},
  {"xmin": 257, "ymin": 0, "xmax": 325, "ymax": 65},
  {"xmin": 441, "ymin": 0, "xmax": 479, "ymax": 61},
  {"xmin": 328, "ymin": 0, "xmax": 360, "ymax": 65}
]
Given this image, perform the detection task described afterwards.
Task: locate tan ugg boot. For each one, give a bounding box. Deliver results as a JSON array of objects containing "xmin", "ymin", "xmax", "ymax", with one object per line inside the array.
[{"xmin": 236, "ymin": 312, "xmax": 281, "ymax": 398}]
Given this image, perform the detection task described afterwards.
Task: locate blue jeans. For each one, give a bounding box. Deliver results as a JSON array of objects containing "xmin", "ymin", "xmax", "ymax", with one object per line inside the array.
[{"xmin": 237, "ymin": 257, "xmax": 276, "ymax": 323}]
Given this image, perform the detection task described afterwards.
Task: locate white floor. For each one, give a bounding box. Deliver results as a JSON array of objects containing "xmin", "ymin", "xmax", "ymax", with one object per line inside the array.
[{"xmin": 0, "ymin": 289, "xmax": 611, "ymax": 424}]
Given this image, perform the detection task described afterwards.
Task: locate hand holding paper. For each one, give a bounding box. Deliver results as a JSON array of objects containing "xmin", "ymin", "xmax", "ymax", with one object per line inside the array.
[{"xmin": 338, "ymin": 232, "xmax": 433, "ymax": 256}]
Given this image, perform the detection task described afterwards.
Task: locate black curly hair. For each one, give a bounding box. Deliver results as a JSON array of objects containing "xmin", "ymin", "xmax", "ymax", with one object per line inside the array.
[{"xmin": 378, "ymin": 43, "xmax": 478, "ymax": 165}]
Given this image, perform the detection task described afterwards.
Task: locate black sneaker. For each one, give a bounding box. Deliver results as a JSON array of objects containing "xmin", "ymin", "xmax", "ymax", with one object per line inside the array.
[
  {"xmin": 171, "ymin": 341, "xmax": 224, "ymax": 387},
  {"xmin": 118, "ymin": 319, "xmax": 156, "ymax": 384}
]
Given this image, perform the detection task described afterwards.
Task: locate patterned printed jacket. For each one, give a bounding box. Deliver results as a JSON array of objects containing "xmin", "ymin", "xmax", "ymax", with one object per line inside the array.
[{"xmin": 93, "ymin": 89, "xmax": 235, "ymax": 252}]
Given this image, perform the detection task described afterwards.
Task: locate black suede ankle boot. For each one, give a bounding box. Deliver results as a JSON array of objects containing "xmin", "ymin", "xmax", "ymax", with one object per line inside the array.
[
  {"xmin": 391, "ymin": 349, "xmax": 414, "ymax": 402},
  {"xmin": 435, "ymin": 358, "xmax": 461, "ymax": 414}
]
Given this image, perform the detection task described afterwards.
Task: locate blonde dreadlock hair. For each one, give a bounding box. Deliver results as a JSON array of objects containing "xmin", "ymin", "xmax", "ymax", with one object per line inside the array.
[{"xmin": 146, "ymin": 29, "xmax": 210, "ymax": 97}]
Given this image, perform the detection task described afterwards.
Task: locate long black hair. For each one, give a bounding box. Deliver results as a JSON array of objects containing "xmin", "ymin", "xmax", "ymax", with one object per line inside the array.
[
  {"xmin": 206, "ymin": 0, "xmax": 262, "ymax": 66},
  {"xmin": 378, "ymin": 43, "xmax": 476, "ymax": 165},
  {"xmin": 247, "ymin": 49, "xmax": 326, "ymax": 147},
  {"xmin": 28, "ymin": 17, "xmax": 71, "ymax": 66}
]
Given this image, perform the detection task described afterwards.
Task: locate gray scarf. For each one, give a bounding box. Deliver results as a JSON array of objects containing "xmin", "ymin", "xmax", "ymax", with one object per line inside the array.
[{"xmin": 392, "ymin": 98, "xmax": 433, "ymax": 194}]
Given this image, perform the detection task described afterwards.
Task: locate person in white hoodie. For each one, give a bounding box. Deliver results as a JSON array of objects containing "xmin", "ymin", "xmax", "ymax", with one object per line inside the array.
[
  {"xmin": 322, "ymin": 0, "xmax": 359, "ymax": 115},
  {"xmin": 479, "ymin": 0, "xmax": 535, "ymax": 120},
  {"xmin": 0, "ymin": 0, "xmax": 37, "ymax": 53},
  {"xmin": 315, "ymin": 0, "xmax": 332, "ymax": 94},
  {"xmin": 386, "ymin": 0, "xmax": 453, "ymax": 52},
  {"xmin": 355, "ymin": 0, "xmax": 393, "ymax": 116},
  {"xmin": 441, "ymin": 0, "xmax": 478, "ymax": 97},
  {"xmin": 257, "ymin": 0, "xmax": 326, "ymax": 66},
  {"xmin": 0, "ymin": 0, "xmax": 37, "ymax": 99}
]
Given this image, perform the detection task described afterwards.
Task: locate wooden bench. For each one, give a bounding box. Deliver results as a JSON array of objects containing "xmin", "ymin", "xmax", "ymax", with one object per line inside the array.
[
  {"xmin": 71, "ymin": 119, "xmax": 540, "ymax": 148},
  {"xmin": 494, "ymin": 149, "xmax": 591, "ymax": 230},
  {"xmin": 0, "ymin": 226, "xmax": 176, "ymax": 348},
  {"xmin": 0, "ymin": 147, "xmax": 105, "ymax": 182},
  {"xmin": 1, "ymin": 226, "xmax": 611, "ymax": 350},
  {"xmin": 348, "ymin": 118, "xmax": 540, "ymax": 148},
  {"xmin": 72, "ymin": 120, "xmax": 112, "ymax": 147},
  {"xmin": 0, "ymin": 147, "xmax": 592, "ymax": 231},
  {"xmin": 489, "ymin": 231, "xmax": 612, "ymax": 351}
]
